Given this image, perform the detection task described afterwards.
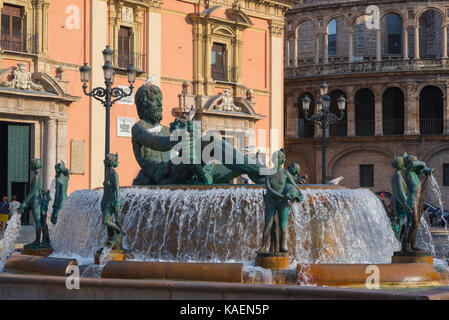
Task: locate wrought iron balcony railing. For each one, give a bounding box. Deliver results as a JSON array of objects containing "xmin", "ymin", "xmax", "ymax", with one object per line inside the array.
[
  {"xmin": 0, "ymin": 33, "xmax": 37, "ymax": 54},
  {"xmin": 420, "ymin": 118, "xmax": 443, "ymax": 135},
  {"xmin": 355, "ymin": 120, "xmax": 375, "ymax": 136},
  {"xmin": 114, "ymin": 51, "xmax": 147, "ymax": 73},
  {"xmin": 329, "ymin": 121, "xmax": 347, "ymax": 137},
  {"xmin": 383, "ymin": 119, "xmax": 404, "ymax": 136}
]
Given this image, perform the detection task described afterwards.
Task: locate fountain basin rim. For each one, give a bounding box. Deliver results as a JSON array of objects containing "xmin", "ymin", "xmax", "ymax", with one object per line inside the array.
[{"xmin": 91, "ymin": 184, "xmax": 349, "ymax": 191}]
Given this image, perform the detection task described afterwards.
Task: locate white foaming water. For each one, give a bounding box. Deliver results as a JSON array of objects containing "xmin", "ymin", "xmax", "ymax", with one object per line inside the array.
[
  {"xmin": 0, "ymin": 209, "xmax": 22, "ymax": 271},
  {"xmin": 80, "ymin": 246, "xmax": 112, "ymax": 278},
  {"xmin": 50, "ymin": 186, "xmax": 399, "ymax": 265},
  {"xmin": 420, "ymin": 175, "xmax": 449, "ymax": 273}
]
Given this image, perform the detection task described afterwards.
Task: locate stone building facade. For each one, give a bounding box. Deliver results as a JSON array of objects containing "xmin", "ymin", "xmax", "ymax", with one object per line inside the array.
[
  {"xmin": 284, "ymin": 0, "xmax": 449, "ymax": 206},
  {"xmin": 0, "ymin": 0, "xmax": 293, "ymax": 207}
]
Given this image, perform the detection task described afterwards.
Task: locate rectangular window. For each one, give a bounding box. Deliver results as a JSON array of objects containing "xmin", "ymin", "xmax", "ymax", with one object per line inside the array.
[
  {"xmin": 444, "ymin": 164, "xmax": 449, "ymax": 187},
  {"xmin": 211, "ymin": 42, "xmax": 226, "ymax": 81},
  {"xmin": 1, "ymin": 4, "xmax": 23, "ymax": 52},
  {"xmin": 360, "ymin": 164, "xmax": 374, "ymax": 187},
  {"xmin": 118, "ymin": 26, "xmax": 132, "ymax": 69}
]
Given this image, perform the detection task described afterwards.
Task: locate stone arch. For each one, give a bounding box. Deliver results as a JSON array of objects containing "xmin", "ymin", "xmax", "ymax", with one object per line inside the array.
[
  {"xmin": 329, "ymin": 146, "xmax": 394, "ymax": 179},
  {"xmin": 424, "ymin": 145, "xmax": 449, "ymax": 163},
  {"xmin": 415, "ymin": 6, "xmax": 446, "ymax": 26},
  {"xmin": 380, "ymin": 9, "xmax": 406, "ymax": 23},
  {"xmin": 325, "ymin": 14, "xmax": 350, "ymax": 31},
  {"xmin": 294, "ymin": 17, "xmax": 317, "ymax": 34},
  {"xmin": 211, "ymin": 25, "xmax": 236, "ymax": 37}
]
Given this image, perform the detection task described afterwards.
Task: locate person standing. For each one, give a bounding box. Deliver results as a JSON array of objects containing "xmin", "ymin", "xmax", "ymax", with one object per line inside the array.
[{"xmin": 0, "ymin": 196, "xmax": 9, "ymax": 232}]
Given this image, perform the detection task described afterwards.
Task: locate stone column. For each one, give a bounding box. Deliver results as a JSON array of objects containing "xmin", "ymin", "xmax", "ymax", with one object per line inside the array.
[
  {"xmin": 294, "ymin": 37, "xmax": 298, "ymax": 66},
  {"xmin": 346, "ymin": 90, "xmax": 355, "ymax": 137},
  {"xmin": 374, "ymin": 89, "xmax": 383, "ymax": 136},
  {"xmin": 204, "ymin": 23, "xmax": 213, "ymax": 96},
  {"xmin": 414, "ymin": 26, "xmax": 420, "ymax": 59},
  {"xmin": 403, "ymin": 26, "xmax": 408, "ymax": 59},
  {"xmin": 45, "ymin": 117, "xmax": 57, "ymax": 190},
  {"xmin": 444, "ymin": 82, "xmax": 449, "ymax": 135},
  {"xmin": 314, "ymin": 33, "xmax": 320, "ymax": 64},
  {"xmin": 376, "ymin": 28, "xmax": 381, "ymax": 61},
  {"xmin": 349, "ymin": 31, "xmax": 353, "ymax": 62},
  {"xmin": 286, "ymin": 38, "xmax": 290, "ymax": 67},
  {"xmin": 324, "ymin": 32, "xmax": 328, "ymax": 64},
  {"xmin": 42, "ymin": 2, "xmax": 49, "ymax": 53},
  {"xmin": 404, "ymin": 83, "xmax": 419, "ymax": 135},
  {"xmin": 443, "ymin": 24, "xmax": 448, "ymax": 58}
]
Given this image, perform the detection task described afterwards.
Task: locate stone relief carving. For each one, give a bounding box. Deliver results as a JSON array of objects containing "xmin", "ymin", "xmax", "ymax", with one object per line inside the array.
[
  {"xmin": 1, "ymin": 62, "xmax": 43, "ymax": 91},
  {"xmin": 213, "ymin": 89, "xmax": 242, "ymax": 112}
]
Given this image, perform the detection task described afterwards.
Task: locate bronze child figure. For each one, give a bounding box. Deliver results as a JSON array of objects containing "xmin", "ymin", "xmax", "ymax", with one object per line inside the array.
[
  {"xmin": 51, "ymin": 161, "xmax": 70, "ymax": 225},
  {"xmin": 258, "ymin": 149, "xmax": 303, "ymax": 254},
  {"xmin": 22, "ymin": 159, "xmax": 45, "ymax": 249},
  {"xmin": 101, "ymin": 153, "xmax": 122, "ymax": 250}
]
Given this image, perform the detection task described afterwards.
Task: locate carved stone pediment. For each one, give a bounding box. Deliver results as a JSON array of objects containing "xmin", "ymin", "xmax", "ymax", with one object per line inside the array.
[
  {"xmin": 1, "ymin": 63, "xmax": 43, "ymax": 91},
  {"xmin": 201, "ymin": 89, "xmax": 264, "ymax": 120}
]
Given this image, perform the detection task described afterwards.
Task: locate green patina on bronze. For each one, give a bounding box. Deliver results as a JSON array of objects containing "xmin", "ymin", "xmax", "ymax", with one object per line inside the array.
[
  {"xmin": 287, "ymin": 161, "xmax": 308, "ymax": 185},
  {"xmin": 390, "ymin": 156, "xmax": 410, "ymax": 242},
  {"xmin": 101, "ymin": 153, "xmax": 123, "ymax": 250},
  {"xmin": 131, "ymin": 83, "xmax": 264, "ymax": 185},
  {"xmin": 22, "ymin": 159, "xmax": 52, "ymax": 249},
  {"xmin": 391, "ymin": 153, "xmax": 433, "ymax": 253},
  {"xmin": 258, "ymin": 149, "xmax": 303, "ymax": 254},
  {"xmin": 403, "ymin": 153, "xmax": 433, "ymax": 252},
  {"xmin": 50, "ymin": 161, "xmax": 70, "ymax": 225}
]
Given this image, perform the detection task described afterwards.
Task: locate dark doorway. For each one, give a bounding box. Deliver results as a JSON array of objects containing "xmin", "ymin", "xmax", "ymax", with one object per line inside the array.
[
  {"xmin": 419, "ymin": 85, "xmax": 443, "ymax": 135},
  {"xmin": 0, "ymin": 121, "xmax": 31, "ymax": 224},
  {"xmin": 383, "ymin": 87, "xmax": 404, "ymax": 135}
]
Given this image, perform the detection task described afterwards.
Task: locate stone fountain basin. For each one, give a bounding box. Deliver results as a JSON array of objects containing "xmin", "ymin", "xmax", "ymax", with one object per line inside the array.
[{"xmin": 3, "ymin": 255, "xmax": 448, "ymax": 289}]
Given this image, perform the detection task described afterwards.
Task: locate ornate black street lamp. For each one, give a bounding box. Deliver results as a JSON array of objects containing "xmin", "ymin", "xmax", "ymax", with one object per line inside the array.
[
  {"xmin": 79, "ymin": 46, "xmax": 137, "ymax": 156},
  {"xmin": 301, "ymin": 82, "xmax": 346, "ymax": 184}
]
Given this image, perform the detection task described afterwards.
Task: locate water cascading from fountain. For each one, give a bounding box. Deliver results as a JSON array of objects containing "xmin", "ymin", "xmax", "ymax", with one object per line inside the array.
[
  {"xmin": 0, "ymin": 208, "xmax": 23, "ymax": 271},
  {"xmin": 419, "ymin": 175, "xmax": 449, "ymax": 274},
  {"xmin": 50, "ymin": 186, "xmax": 399, "ymax": 264}
]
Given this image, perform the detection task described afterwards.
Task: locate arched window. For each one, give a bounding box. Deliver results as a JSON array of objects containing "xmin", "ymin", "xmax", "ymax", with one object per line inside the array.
[
  {"xmin": 386, "ymin": 14, "xmax": 402, "ymax": 55},
  {"xmin": 419, "ymin": 85, "xmax": 443, "ymax": 134},
  {"xmin": 419, "ymin": 10, "xmax": 443, "ymax": 58},
  {"xmin": 328, "ymin": 19, "xmax": 337, "ymax": 56},
  {"xmin": 355, "ymin": 88, "xmax": 375, "ymax": 136},
  {"xmin": 383, "ymin": 87, "xmax": 404, "ymax": 135},
  {"xmin": 297, "ymin": 21, "xmax": 314, "ymax": 61}
]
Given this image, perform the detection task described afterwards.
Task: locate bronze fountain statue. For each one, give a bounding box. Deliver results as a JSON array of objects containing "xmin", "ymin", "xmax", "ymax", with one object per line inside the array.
[
  {"xmin": 257, "ymin": 149, "xmax": 303, "ymax": 266},
  {"xmin": 131, "ymin": 83, "xmax": 265, "ymax": 185},
  {"xmin": 21, "ymin": 159, "xmax": 52, "ymax": 250},
  {"xmin": 50, "ymin": 161, "xmax": 70, "ymax": 225},
  {"xmin": 391, "ymin": 153, "xmax": 433, "ymax": 259}
]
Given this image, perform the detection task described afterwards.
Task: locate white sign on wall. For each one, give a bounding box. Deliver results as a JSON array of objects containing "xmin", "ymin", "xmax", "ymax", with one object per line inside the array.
[
  {"xmin": 118, "ymin": 86, "xmax": 134, "ymax": 105},
  {"xmin": 117, "ymin": 117, "xmax": 136, "ymax": 137}
]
